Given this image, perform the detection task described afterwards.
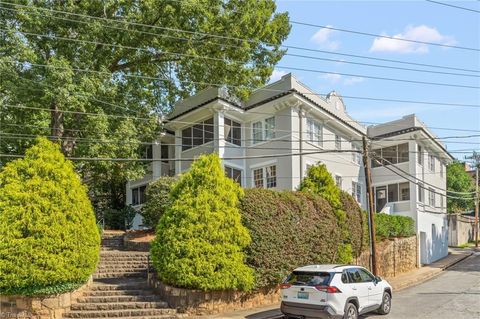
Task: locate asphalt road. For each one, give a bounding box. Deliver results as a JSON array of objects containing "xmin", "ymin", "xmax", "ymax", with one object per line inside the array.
[{"xmin": 366, "ymin": 251, "xmax": 480, "ymax": 319}]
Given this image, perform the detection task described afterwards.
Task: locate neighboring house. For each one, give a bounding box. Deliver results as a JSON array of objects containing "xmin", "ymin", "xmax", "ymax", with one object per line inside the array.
[
  {"xmin": 126, "ymin": 73, "xmax": 453, "ymax": 264},
  {"xmin": 368, "ymin": 115, "xmax": 453, "ymax": 264}
]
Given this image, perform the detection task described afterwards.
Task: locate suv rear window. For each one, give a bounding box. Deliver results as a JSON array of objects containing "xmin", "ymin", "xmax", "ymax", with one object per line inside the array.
[{"xmin": 284, "ymin": 271, "xmax": 331, "ymax": 286}]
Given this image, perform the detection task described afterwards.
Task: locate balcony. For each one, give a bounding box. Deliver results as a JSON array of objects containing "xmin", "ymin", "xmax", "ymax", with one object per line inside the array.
[{"xmin": 380, "ymin": 200, "xmax": 410, "ymax": 214}]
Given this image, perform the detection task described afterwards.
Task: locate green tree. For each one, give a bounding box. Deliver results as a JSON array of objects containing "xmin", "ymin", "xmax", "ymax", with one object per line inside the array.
[
  {"xmin": 298, "ymin": 164, "xmax": 342, "ymax": 210},
  {"xmin": 151, "ymin": 154, "xmax": 254, "ymax": 291},
  {"xmin": 0, "ymin": 138, "xmax": 100, "ymax": 296},
  {"xmin": 0, "ymin": 1, "xmax": 290, "ymax": 212},
  {"xmin": 141, "ymin": 176, "xmax": 176, "ymax": 228},
  {"xmin": 447, "ymin": 162, "xmax": 475, "ymax": 213}
]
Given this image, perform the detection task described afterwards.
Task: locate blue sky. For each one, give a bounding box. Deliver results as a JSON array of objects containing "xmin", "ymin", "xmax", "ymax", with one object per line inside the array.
[{"xmin": 271, "ymin": 0, "xmax": 480, "ymax": 160}]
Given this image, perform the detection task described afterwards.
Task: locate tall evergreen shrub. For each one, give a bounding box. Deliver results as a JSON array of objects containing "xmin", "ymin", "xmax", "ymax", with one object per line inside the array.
[
  {"xmin": 0, "ymin": 138, "xmax": 100, "ymax": 295},
  {"xmin": 151, "ymin": 154, "xmax": 254, "ymax": 291}
]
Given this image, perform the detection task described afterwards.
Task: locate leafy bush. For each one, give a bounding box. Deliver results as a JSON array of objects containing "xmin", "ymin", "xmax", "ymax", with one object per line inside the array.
[
  {"xmin": 240, "ymin": 189, "xmax": 346, "ymax": 288},
  {"xmin": 103, "ymin": 205, "xmax": 137, "ymax": 230},
  {"xmin": 341, "ymin": 191, "xmax": 369, "ymax": 258},
  {"xmin": 151, "ymin": 154, "xmax": 254, "ymax": 291},
  {"xmin": 141, "ymin": 176, "xmax": 176, "ymax": 228},
  {"xmin": 0, "ymin": 138, "xmax": 100, "ymax": 296},
  {"xmin": 298, "ymin": 164, "xmax": 342, "ymax": 210},
  {"xmin": 375, "ymin": 213, "xmax": 415, "ymax": 240}
]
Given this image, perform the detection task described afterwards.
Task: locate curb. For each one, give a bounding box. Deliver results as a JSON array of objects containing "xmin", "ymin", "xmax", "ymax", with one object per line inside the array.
[{"xmin": 393, "ymin": 252, "xmax": 473, "ymax": 292}]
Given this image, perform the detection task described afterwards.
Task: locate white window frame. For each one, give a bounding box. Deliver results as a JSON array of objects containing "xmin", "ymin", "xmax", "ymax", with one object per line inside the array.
[
  {"xmin": 352, "ymin": 144, "xmax": 362, "ymax": 165},
  {"xmin": 252, "ymin": 165, "xmax": 277, "ymax": 189},
  {"xmin": 428, "ymin": 154, "xmax": 436, "ymax": 172},
  {"xmin": 307, "ymin": 118, "xmax": 323, "ymax": 147},
  {"xmin": 225, "ymin": 165, "xmax": 242, "ymax": 186},
  {"xmin": 429, "ymin": 188, "xmax": 435, "ymax": 207},
  {"xmin": 352, "ymin": 181, "xmax": 362, "ymax": 203},
  {"xmin": 335, "ymin": 174, "xmax": 342, "ymax": 188},
  {"xmin": 252, "ymin": 116, "xmax": 276, "ymax": 144},
  {"xmin": 335, "ymin": 134, "xmax": 342, "ymax": 150},
  {"xmin": 224, "ymin": 117, "xmax": 242, "ymax": 146}
]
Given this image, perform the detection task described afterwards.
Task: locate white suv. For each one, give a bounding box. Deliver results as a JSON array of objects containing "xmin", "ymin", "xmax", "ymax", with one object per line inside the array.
[{"xmin": 280, "ymin": 264, "xmax": 392, "ymax": 319}]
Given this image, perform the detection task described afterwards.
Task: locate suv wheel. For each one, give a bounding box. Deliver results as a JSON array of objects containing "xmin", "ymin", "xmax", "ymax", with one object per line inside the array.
[
  {"xmin": 344, "ymin": 302, "xmax": 358, "ymax": 319},
  {"xmin": 377, "ymin": 291, "xmax": 392, "ymax": 315}
]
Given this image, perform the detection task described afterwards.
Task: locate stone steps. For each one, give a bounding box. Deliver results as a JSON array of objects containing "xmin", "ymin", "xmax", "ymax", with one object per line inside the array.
[
  {"xmin": 93, "ymin": 272, "xmax": 147, "ymax": 279},
  {"xmin": 62, "ymin": 233, "xmax": 177, "ymax": 319},
  {"xmin": 84, "ymin": 290, "xmax": 152, "ymax": 297},
  {"xmin": 71, "ymin": 302, "xmax": 169, "ymax": 311},
  {"xmin": 78, "ymin": 295, "xmax": 161, "ymax": 303},
  {"xmin": 64, "ymin": 309, "xmax": 176, "ymax": 318}
]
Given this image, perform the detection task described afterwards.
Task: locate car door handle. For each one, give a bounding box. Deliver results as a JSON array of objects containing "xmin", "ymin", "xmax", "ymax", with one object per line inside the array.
[
  {"xmin": 352, "ymin": 287, "xmax": 357, "ymax": 290},
  {"xmin": 368, "ymin": 287, "xmax": 372, "ymax": 290}
]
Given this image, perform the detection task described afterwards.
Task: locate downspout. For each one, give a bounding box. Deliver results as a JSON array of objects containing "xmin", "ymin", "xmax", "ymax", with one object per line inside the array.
[{"xmin": 299, "ymin": 106, "xmax": 303, "ymax": 185}]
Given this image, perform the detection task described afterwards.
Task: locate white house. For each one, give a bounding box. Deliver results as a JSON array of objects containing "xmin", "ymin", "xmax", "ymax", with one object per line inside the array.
[{"xmin": 126, "ymin": 73, "xmax": 453, "ymax": 265}]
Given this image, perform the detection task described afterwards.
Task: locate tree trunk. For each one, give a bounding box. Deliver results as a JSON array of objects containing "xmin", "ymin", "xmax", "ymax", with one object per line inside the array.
[{"xmin": 50, "ymin": 102, "xmax": 64, "ymax": 138}]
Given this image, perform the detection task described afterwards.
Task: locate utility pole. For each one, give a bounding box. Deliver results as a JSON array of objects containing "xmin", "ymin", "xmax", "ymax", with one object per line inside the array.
[
  {"xmin": 362, "ymin": 136, "xmax": 378, "ymax": 276},
  {"xmin": 466, "ymin": 152, "xmax": 479, "ymax": 248}
]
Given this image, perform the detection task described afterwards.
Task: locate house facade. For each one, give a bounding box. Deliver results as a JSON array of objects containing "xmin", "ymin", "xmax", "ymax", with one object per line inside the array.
[{"xmin": 126, "ymin": 73, "xmax": 453, "ymax": 265}]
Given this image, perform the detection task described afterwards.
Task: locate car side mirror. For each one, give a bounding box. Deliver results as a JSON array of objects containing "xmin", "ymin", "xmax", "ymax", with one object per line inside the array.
[{"xmin": 375, "ymin": 276, "xmax": 382, "ymax": 283}]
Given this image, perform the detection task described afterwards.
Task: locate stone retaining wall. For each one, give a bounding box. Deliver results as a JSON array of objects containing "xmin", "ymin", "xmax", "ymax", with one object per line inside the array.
[
  {"xmin": 355, "ymin": 236, "xmax": 418, "ymax": 278},
  {"xmin": 147, "ymin": 273, "xmax": 279, "ymax": 316},
  {"xmin": 0, "ymin": 278, "xmax": 92, "ymax": 319}
]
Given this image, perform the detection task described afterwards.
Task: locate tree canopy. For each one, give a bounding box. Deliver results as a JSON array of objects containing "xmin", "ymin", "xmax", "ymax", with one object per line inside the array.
[
  {"xmin": 0, "ymin": 0, "xmax": 290, "ymax": 212},
  {"xmin": 447, "ymin": 162, "xmax": 475, "ymax": 213}
]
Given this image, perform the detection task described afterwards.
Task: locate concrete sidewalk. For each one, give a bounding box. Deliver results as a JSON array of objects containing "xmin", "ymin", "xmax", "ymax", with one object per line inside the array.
[
  {"xmin": 193, "ymin": 249, "xmax": 475, "ymax": 319},
  {"xmin": 385, "ymin": 248, "xmax": 473, "ymax": 291}
]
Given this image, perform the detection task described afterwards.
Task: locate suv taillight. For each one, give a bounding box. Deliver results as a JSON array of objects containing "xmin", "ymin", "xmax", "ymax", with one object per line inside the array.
[
  {"xmin": 279, "ymin": 283, "xmax": 292, "ymax": 289},
  {"xmin": 314, "ymin": 285, "xmax": 341, "ymax": 293}
]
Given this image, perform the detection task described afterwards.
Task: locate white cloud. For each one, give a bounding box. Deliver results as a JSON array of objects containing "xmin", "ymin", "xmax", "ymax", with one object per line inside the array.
[
  {"xmin": 311, "ymin": 26, "xmax": 340, "ymax": 50},
  {"xmin": 269, "ymin": 69, "xmax": 287, "ymax": 83},
  {"xmin": 343, "ymin": 77, "xmax": 365, "ymax": 86},
  {"xmin": 321, "ymin": 73, "xmax": 365, "ymax": 86},
  {"xmin": 369, "ymin": 25, "xmax": 456, "ymax": 54}
]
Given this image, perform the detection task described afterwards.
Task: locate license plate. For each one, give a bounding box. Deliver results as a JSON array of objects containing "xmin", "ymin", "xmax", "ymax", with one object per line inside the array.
[{"xmin": 297, "ymin": 291, "xmax": 309, "ymax": 299}]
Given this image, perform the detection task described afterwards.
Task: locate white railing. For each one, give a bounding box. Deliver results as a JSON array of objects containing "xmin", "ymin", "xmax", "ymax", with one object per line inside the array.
[{"xmin": 380, "ymin": 200, "xmax": 410, "ymax": 214}]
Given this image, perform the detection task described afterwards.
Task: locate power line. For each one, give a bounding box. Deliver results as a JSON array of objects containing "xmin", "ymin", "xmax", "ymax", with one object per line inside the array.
[
  {"xmin": 4, "ymin": 56, "xmax": 480, "ymax": 90},
  {"xmin": 426, "ymin": 0, "xmax": 480, "ymax": 13},
  {"xmin": 1, "ymin": 2, "xmax": 479, "ymax": 74},
  {"xmin": 4, "ymin": 60, "xmax": 480, "ymax": 109},
  {"xmin": 4, "ymin": 104, "xmax": 480, "ymax": 143},
  {"xmin": 3, "ymin": 27, "xmax": 480, "ymax": 79},
  {"xmin": 290, "ymin": 21, "xmax": 480, "ymax": 52}
]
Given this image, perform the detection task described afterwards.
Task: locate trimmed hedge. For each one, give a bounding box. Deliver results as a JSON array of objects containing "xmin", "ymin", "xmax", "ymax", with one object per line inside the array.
[
  {"xmin": 0, "ymin": 138, "xmax": 100, "ymax": 296},
  {"xmin": 151, "ymin": 154, "xmax": 254, "ymax": 291},
  {"xmin": 375, "ymin": 213, "xmax": 415, "ymax": 240},
  {"xmin": 341, "ymin": 191, "xmax": 369, "ymax": 258},
  {"xmin": 241, "ymin": 189, "xmax": 349, "ymax": 288},
  {"xmin": 141, "ymin": 176, "xmax": 176, "ymax": 228}
]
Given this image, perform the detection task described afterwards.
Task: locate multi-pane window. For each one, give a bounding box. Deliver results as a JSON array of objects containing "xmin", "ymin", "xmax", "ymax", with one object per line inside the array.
[
  {"xmin": 352, "ymin": 144, "xmax": 362, "ymax": 165},
  {"xmin": 352, "ymin": 181, "xmax": 362, "ymax": 203},
  {"xmin": 252, "ymin": 121, "xmax": 263, "ymax": 144},
  {"xmin": 429, "ymin": 188, "xmax": 435, "ymax": 207},
  {"xmin": 161, "ymin": 145, "xmax": 169, "ymax": 163},
  {"xmin": 372, "ymin": 143, "xmax": 409, "ymax": 167},
  {"xmin": 253, "ymin": 168, "xmax": 264, "ymax": 188},
  {"xmin": 335, "ymin": 135, "xmax": 342, "ymax": 150},
  {"xmin": 307, "ymin": 118, "xmax": 323, "ymax": 146},
  {"xmin": 142, "ymin": 144, "xmax": 153, "ymax": 159},
  {"xmin": 181, "ymin": 118, "xmax": 214, "ymax": 151},
  {"xmin": 225, "ymin": 166, "xmax": 242, "ymax": 185},
  {"xmin": 335, "ymin": 175, "xmax": 342, "ymax": 188},
  {"xmin": 428, "ymin": 154, "xmax": 436, "ymax": 171},
  {"xmin": 265, "ymin": 117, "xmax": 276, "ymax": 140},
  {"xmin": 224, "ymin": 118, "xmax": 241, "ymax": 146},
  {"xmin": 417, "ymin": 145, "xmax": 423, "ymax": 165},
  {"xmin": 252, "ymin": 117, "xmax": 276, "ymax": 144},
  {"xmin": 132, "ymin": 185, "xmax": 147, "ymax": 205},
  {"xmin": 376, "ymin": 182, "xmax": 410, "ymax": 205},
  {"xmin": 418, "ymin": 183, "xmax": 424, "ymax": 203},
  {"xmin": 266, "ymin": 165, "xmax": 277, "ymax": 188},
  {"xmin": 253, "ymin": 165, "xmax": 277, "ymax": 189}
]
